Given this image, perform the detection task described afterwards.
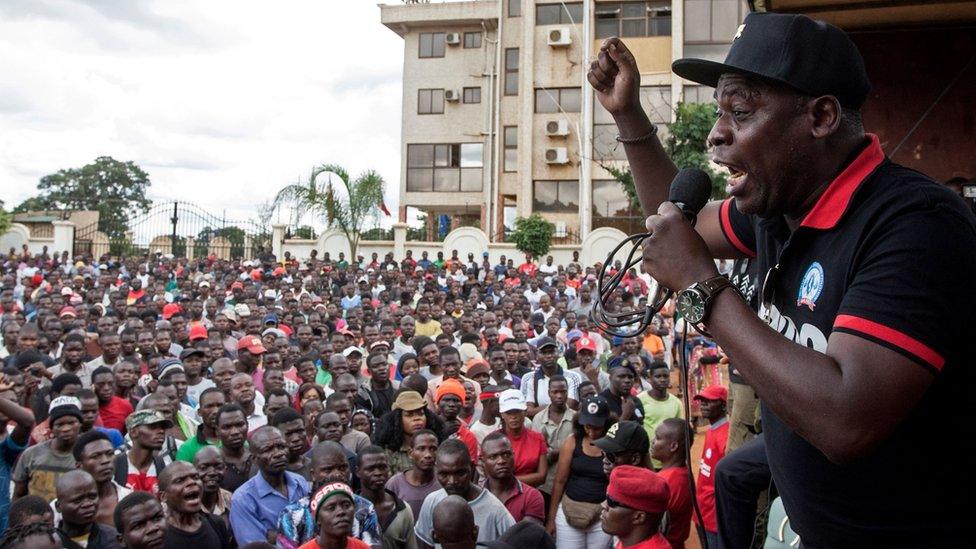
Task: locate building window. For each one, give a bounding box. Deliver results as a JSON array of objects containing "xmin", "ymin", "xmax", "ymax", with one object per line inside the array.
[
  {"xmin": 592, "ymin": 179, "xmax": 643, "ymax": 232},
  {"xmin": 463, "ymin": 32, "xmax": 482, "ymax": 48},
  {"xmin": 504, "ymin": 126, "xmax": 518, "ymax": 172},
  {"xmin": 504, "ymin": 48, "xmax": 519, "ymax": 96},
  {"xmin": 407, "ymin": 143, "xmax": 484, "ymax": 192},
  {"xmin": 463, "ymin": 87, "xmax": 481, "ymax": 104},
  {"xmin": 418, "ymin": 89, "xmax": 445, "ymax": 114},
  {"xmin": 533, "ymin": 181, "xmax": 579, "ymax": 212},
  {"xmin": 684, "ymin": 0, "xmax": 747, "ymax": 43},
  {"xmin": 595, "ymin": 2, "xmax": 672, "ymax": 38},
  {"xmin": 508, "ymin": 0, "xmax": 521, "ymax": 17},
  {"xmin": 534, "ymin": 88, "xmax": 582, "ymax": 113},
  {"xmin": 419, "ymin": 32, "xmax": 446, "ymax": 58},
  {"xmin": 536, "ymin": 3, "xmax": 584, "ymax": 25}
]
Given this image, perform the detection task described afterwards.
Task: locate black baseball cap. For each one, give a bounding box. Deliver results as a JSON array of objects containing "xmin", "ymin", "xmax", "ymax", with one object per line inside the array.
[
  {"xmin": 579, "ymin": 396, "xmax": 610, "ymax": 426},
  {"xmin": 672, "ymin": 12, "xmax": 870, "ymax": 109},
  {"xmin": 535, "ymin": 336, "xmax": 558, "ymax": 351},
  {"xmin": 594, "ymin": 420, "xmax": 650, "ymax": 455}
]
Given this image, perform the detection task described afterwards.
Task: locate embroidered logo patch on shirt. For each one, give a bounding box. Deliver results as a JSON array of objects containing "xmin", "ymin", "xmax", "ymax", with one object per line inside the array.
[{"xmin": 797, "ymin": 262, "xmax": 824, "ymax": 311}]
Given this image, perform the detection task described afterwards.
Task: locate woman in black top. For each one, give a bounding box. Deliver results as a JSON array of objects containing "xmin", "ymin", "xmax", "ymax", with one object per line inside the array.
[{"xmin": 546, "ymin": 396, "xmax": 614, "ymax": 548}]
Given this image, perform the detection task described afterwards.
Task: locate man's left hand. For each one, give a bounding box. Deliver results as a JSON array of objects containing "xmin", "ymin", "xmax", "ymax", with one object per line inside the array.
[{"xmin": 642, "ymin": 202, "xmax": 719, "ymax": 291}]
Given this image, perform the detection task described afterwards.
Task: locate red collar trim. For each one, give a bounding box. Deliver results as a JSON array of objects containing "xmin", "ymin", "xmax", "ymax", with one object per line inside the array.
[{"xmin": 800, "ymin": 134, "xmax": 885, "ymax": 230}]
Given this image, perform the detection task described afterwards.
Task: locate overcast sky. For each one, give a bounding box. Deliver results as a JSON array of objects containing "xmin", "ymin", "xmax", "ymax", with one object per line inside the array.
[{"xmin": 0, "ymin": 1, "xmax": 404, "ymax": 227}]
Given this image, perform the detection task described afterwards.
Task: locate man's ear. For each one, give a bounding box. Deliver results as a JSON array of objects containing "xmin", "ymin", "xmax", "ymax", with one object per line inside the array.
[
  {"xmin": 432, "ymin": 529, "xmax": 440, "ymax": 544},
  {"xmin": 809, "ymin": 95, "xmax": 843, "ymax": 139}
]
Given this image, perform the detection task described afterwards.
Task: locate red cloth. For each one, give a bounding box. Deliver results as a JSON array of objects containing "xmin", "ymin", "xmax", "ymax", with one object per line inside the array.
[
  {"xmin": 298, "ymin": 537, "xmax": 370, "ymax": 549},
  {"xmin": 479, "ymin": 478, "xmax": 546, "ymax": 523},
  {"xmin": 504, "ymin": 428, "xmax": 548, "ymax": 477},
  {"xmin": 658, "ymin": 466, "xmax": 693, "ymax": 549},
  {"xmin": 99, "ymin": 396, "xmax": 134, "ymax": 433},
  {"xmin": 693, "ymin": 420, "xmax": 729, "ymax": 532},
  {"xmin": 614, "ymin": 533, "xmax": 672, "ymax": 549},
  {"xmin": 517, "ymin": 263, "xmax": 537, "ymax": 277},
  {"xmin": 454, "ymin": 423, "xmax": 479, "ymax": 463}
]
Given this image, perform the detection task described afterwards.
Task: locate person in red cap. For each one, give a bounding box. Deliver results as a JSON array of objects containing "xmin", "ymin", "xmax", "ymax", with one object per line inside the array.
[
  {"xmin": 601, "ymin": 465, "xmax": 671, "ymax": 549},
  {"xmin": 161, "ymin": 303, "xmax": 181, "ymax": 321},
  {"xmin": 692, "ymin": 384, "xmax": 728, "ymax": 547},
  {"xmin": 236, "ymin": 335, "xmax": 268, "ymax": 391}
]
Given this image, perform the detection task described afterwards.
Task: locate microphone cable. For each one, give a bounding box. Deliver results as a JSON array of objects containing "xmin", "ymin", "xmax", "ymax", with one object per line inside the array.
[
  {"xmin": 678, "ymin": 321, "xmax": 711, "ymax": 549},
  {"xmin": 589, "ymin": 232, "xmax": 673, "ymax": 338}
]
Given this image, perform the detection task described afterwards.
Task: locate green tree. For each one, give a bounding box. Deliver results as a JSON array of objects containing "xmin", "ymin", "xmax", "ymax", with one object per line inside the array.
[
  {"xmin": 665, "ymin": 102, "xmax": 727, "ymax": 199},
  {"xmin": 15, "ymin": 156, "xmax": 152, "ymax": 240},
  {"xmin": 274, "ymin": 164, "xmax": 386, "ymax": 260},
  {"xmin": 0, "ymin": 200, "xmax": 11, "ymax": 236},
  {"xmin": 510, "ymin": 214, "xmax": 555, "ymax": 258},
  {"xmin": 599, "ymin": 102, "xmax": 728, "ymax": 208}
]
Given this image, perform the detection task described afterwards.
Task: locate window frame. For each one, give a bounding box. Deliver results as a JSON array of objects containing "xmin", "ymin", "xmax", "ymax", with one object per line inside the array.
[
  {"xmin": 536, "ymin": 2, "xmax": 584, "ymax": 25},
  {"xmin": 534, "ymin": 87, "xmax": 582, "ymax": 113},
  {"xmin": 406, "ymin": 143, "xmax": 485, "ymax": 192},
  {"xmin": 463, "ymin": 32, "xmax": 482, "ymax": 49},
  {"xmin": 594, "ymin": 1, "xmax": 672, "ymax": 39},
  {"xmin": 533, "ymin": 180, "xmax": 580, "ymax": 213},
  {"xmin": 504, "ymin": 48, "xmax": 519, "ymax": 96},
  {"xmin": 462, "ymin": 87, "xmax": 481, "ymax": 104},
  {"xmin": 503, "ymin": 126, "xmax": 518, "ymax": 173},
  {"xmin": 508, "ymin": 0, "xmax": 521, "ymax": 17},
  {"xmin": 417, "ymin": 88, "xmax": 445, "ymax": 115},
  {"xmin": 419, "ymin": 32, "xmax": 447, "ymax": 58}
]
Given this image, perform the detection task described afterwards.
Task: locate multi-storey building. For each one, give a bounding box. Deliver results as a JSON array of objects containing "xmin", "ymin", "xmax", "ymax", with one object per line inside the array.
[{"xmin": 381, "ymin": 0, "xmax": 748, "ymax": 242}]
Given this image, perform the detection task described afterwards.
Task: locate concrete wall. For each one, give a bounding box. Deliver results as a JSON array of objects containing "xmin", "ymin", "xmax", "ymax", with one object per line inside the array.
[
  {"xmin": 0, "ymin": 221, "xmax": 73, "ymax": 256},
  {"xmin": 280, "ymin": 225, "xmax": 629, "ymax": 268}
]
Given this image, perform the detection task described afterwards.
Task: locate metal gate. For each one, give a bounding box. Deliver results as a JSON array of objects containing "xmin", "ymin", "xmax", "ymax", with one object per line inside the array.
[{"xmin": 75, "ymin": 201, "xmax": 270, "ymax": 260}]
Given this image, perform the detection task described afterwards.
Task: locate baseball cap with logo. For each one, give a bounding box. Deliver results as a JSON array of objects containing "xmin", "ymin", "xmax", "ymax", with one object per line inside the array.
[
  {"xmin": 579, "ymin": 395, "xmax": 610, "ymax": 426},
  {"xmin": 498, "ymin": 388, "xmax": 527, "ymax": 413},
  {"xmin": 594, "ymin": 420, "xmax": 650, "ymax": 455},
  {"xmin": 161, "ymin": 303, "xmax": 181, "ymax": 320},
  {"xmin": 237, "ymin": 335, "xmax": 267, "ymax": 355},
  {"xmin": 575, "ymin": 336, "xmax": 597, "ymax": 353},
  {"xmin": 672, "ymin": 12, "xmax": 871, "ymax": 109}
]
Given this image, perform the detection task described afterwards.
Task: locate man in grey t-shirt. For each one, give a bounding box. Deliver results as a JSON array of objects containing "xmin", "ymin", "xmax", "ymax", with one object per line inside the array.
[{"xmin": 414, "ymin": 439, "xmax": 514, "ymax": 548}]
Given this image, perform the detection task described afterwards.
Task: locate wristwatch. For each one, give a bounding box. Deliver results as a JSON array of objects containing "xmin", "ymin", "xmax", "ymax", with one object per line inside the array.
[{"xmin": 675, "ymin": 275, "xmax": 738, "ymax": 329}]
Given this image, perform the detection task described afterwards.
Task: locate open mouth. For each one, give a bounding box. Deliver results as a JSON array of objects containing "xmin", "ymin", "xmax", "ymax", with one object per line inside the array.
[
  {"xmin": 715, "ymin": 161, "xmax": 749, "ymax": 196},
  {"xmin": 184, "ymin": 487, "xmax": 202, "ymax": 505}
]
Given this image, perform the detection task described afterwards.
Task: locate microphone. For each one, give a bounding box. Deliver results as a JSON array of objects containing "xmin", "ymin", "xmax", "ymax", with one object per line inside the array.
[
  {"xmin": 590, "ymin": 168, "xmax": 714, "ymax": 337},
  {"xmin": 668, "ymin": 168, "xmax": 713, "ymax": 226}
]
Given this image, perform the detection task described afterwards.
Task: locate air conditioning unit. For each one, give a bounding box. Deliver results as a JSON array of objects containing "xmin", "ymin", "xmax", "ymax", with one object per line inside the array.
[
  {"xmin": 554, "ymin": 221, "xmax": 567, "ymax": 237},
  {"xmin": 445, "ymin": 32, "xmax": 461, "ymax": 45},
  {"xmin": 546, "ymin": 119, "xmax": 569, "ymax": 137},
  {"xmin": 444, "ymin": 89, "xmax": 461, "ymax": 102},
  {"xmin": 545, "ymin": 147, "xmax": 569, "ymax": 164},
  {"xmin": 548, "ymin": 27, "xmax": 571, "ymax": 47}
]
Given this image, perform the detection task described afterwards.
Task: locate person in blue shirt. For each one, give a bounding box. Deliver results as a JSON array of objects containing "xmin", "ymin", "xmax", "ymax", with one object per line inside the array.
[
  {"xmin": 0, "ymin": 371, "xmax": 37, "ymax": 534},
  {"xmin": 229, "ymin": 426, "xmax": 309, "ymax": 545}
]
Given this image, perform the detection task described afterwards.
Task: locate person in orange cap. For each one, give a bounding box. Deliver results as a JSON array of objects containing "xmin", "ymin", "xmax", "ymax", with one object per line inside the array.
[
  {"xmin": 601, "ymin": 465, "xmax": 671, "ymax": 549},
  {"xmin": 435, "ymin": 378, "xmax": 478, "ymax": 462}
]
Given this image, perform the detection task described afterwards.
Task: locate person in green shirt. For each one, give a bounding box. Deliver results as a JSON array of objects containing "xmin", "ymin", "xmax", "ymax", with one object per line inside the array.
[
  {"xmin": 637, "ymin": 361, "xmax": 683, "ymax": 469},
  {"xmin": 175, "ymin": 388, "xmax": 226, "ymax": 462}
]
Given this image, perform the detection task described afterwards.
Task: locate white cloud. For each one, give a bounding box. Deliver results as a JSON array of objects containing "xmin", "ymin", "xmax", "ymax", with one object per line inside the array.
[{"xmin": 0, "ymin": 0, "xmax": 405, "ymax": 227}]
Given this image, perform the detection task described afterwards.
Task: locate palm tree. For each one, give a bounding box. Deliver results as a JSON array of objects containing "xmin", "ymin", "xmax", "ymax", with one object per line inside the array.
[{"xmin": 273, "ymin": 164, "xmax": 386, "ymax": 260}]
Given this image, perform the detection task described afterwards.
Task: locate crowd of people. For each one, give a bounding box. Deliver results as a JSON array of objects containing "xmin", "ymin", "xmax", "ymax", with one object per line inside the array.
[{"xmin": 0, "ymin": 245, "xmax": 740, "ymax": 549}]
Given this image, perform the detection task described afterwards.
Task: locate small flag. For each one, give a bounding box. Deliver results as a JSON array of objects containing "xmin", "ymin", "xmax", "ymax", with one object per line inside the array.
[{"xmin": 379, "ymin": 200, "xmax": 391, "ymax": 217}]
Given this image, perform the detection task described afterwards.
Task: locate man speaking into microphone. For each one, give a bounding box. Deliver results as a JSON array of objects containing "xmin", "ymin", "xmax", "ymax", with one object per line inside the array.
[{"xmin": 589, "ymin": 12, "xmax": 974, "ymax": 548}]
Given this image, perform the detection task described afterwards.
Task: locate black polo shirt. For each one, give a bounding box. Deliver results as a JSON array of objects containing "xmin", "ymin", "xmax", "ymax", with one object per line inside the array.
[{"xmin": 719, "ymin": 134, "xmax": 975, "ymax": 546}]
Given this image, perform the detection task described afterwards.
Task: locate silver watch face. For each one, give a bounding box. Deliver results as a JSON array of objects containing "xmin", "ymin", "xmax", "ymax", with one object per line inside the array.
[{"xmin": 677, "ymin": 289, "xmax": 706, "ymax": 324}]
